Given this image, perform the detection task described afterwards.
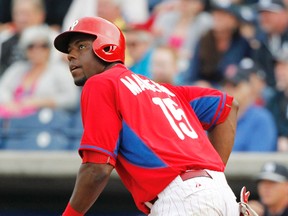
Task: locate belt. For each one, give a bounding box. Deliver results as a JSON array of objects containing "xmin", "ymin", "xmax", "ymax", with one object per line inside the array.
[
  {"xmin": 145, "ymin": 170, "xmax": 212, "ymax": 209},
  {"xmin": 180, "ymin": 169, "xmax": 212, "ymax": 181}
]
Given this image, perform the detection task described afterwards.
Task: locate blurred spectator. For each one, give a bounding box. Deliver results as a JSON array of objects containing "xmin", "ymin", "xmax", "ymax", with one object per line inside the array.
[
  {"xmin": 238, "ymin": 4, "xmax": 260, "ymax": 49},
  {"xmin": 0, "ymin": 0, "xmax": 49, "ymax": 77},
  {"xmin": 222, "ymin": 60, "xmax": 277, "ymax": 152},
  {"xmin": 236, "ymin": 58, "xmax": 268, "ymax": 106},
  {"xmin": 0, "ymin": 25, "xmax": 79, "ymax": 118},
  {"xmin": 62, "ymin": 0, "xmax": 149, "ymax": 31},
  {"xmin": 93, "ymin": 0, "xmax": 127, "ymax": 30},
  {"xmin": 266, "ymin": 57, "xmax": 288, "ymax": 152},
  {"xmin": 248, "ymin": 162, "xmax": 288, "ymax": 216},
  {"xmin": 124, "ymin": 26, "xmax": 155, "ymax": 78},
  {"xmin": 121, "ymin": 0, "xmax": 149, "ymax": 25},
  {"xmin": 0, "ymin": 0, "xmax": 73, "ymax": 30},
  {"xmin": 150, "ymin": 45, "xmax": 179, "ymax": 84},
  {"xmin": 253, "ymin": 0, "xmax": 288, "ymax": 87},
  {"xmin": 152, "ymin": 0, "xmax": 213, "ymax": 75},
  {"xmin": 185, "ymin": 2, "xmax": 251, "ymax": 86}
]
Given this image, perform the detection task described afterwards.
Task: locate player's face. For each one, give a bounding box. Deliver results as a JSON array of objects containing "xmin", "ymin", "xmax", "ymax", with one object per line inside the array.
[{"xmin": 67, "ymin": 34, "xmax": 105, "ymax": 86}]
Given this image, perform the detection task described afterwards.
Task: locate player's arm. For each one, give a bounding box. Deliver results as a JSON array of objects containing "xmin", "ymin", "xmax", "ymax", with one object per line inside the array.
[
  {"xmin": 207, "ymin": 99, "xmax": 238, "ymax": 165},
  {"xmin": 63, "ymin": 162, "xmax": 114, "ymax": 215}
]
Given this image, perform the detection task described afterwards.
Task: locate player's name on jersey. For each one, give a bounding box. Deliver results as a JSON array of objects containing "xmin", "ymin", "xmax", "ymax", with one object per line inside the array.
[{"xmin": 120, "ymin": 74, "xmax": 175, "ymax": 97}]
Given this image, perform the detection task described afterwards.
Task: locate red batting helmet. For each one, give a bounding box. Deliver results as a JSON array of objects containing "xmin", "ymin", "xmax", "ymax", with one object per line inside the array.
[{"xmin": 54, "ymin": 17, "xmax": 125, "ymax": 63}]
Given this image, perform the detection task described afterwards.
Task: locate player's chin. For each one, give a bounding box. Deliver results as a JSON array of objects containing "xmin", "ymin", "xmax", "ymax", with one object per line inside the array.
[{"xmin": 74, "ymin": 76, "xmax": 87, "ymax": 86}]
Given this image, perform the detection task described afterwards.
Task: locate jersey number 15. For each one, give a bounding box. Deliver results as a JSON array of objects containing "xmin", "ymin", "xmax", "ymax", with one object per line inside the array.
[{"xmin": 152, "ymin": 97, "xmax": 198, "ymax": 140}]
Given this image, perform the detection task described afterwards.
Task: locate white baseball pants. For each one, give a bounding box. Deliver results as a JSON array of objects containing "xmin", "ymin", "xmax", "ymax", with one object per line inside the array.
[{"xmin": 148, "ymin": 170, "xmax": 240, "ymax": 216}]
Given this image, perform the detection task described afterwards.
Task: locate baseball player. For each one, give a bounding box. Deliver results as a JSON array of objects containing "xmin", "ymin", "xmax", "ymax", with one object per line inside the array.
[{"xmin": 54, "ymin": 16, "xmax": 242, "ymax": 216}]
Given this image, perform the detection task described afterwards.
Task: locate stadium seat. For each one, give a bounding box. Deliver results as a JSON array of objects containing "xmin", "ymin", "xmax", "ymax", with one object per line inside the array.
[
  {"xmin": 2, "ymin": 108, "xmax": 73, "ymax": 150},
  {"xmin": 6, "ymin": 108, "xmax": 71, "ymax": 135},
  {"xmin": 65, "ymin": 109, "xmax": 83, "ymax": 150},
  {"xmin": 0, "ymin": 118, "xmax": 10, "ymax": 149},
  {"xmin": 4, "ymin": 130, "xmax": 70, "ymax": 150}
]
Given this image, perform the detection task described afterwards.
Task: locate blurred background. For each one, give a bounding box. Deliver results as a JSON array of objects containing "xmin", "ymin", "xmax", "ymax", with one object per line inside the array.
[{"xmin": 0, "ymin": 0, "xmax": 288, "ymax": 215}]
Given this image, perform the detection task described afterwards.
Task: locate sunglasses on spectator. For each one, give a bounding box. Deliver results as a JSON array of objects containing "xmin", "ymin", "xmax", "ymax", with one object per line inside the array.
[
  {"xmin": 27, "ymin": 43, "xmax": 50, "ymax": 50},
  {"xmin": 126, "ymin": 41, "xmax": 143, "ymax": 47}
]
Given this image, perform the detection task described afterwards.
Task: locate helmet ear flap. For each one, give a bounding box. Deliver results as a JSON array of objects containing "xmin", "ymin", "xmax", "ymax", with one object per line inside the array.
[{"xmin": 92, "ymin": 36, "xmax": 124, "ymax": 62}]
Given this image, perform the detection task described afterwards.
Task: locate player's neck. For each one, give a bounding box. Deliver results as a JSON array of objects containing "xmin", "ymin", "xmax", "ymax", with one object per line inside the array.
[{"xmin": 103, "ymin": 62, "xmax": 121, "ymax": 71}]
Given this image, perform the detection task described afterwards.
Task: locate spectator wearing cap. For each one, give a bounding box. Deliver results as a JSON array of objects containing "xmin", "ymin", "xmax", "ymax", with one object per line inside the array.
[
  {"xmin": 266, "ymin": 56, "xmax": 288, "ymax": 152},
  {"xmin": 0, "ymin": 25, "xmax": 79, "ymax": 118},
  {"xmin": 252, "ymin": 0, "xmax": 288, "ymax": 87},
  {"xmin": 248, "ymin": 162, "xmax": 288, "ymax": 216},
  {"xmin": 0, "ymin": 0, "xmax": 49, "ymax": 77},
  {"xmin": 222, "ymin": 59, "xmax": 277, "ymax": 152},
  {"xmin": 185, "ymin": 2, "xmax": 252, "ymax": 86}
]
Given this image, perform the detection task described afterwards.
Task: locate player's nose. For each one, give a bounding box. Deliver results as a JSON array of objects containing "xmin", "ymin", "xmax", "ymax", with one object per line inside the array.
[{"xmin": 67, "ymin": 47, "xmax": 78, "ymax": 62}]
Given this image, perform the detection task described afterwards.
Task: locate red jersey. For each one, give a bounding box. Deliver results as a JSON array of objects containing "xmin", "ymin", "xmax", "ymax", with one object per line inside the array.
[{"xmin": 79, "ymin": 64, "xmax": 233, "ymax": 214}]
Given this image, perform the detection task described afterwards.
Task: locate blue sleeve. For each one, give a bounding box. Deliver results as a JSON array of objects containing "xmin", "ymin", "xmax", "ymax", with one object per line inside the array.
[
  {"xmin": 190, "ymin": 94, "xmax": 228, "ymax": 130},
  {"xmin": 162, "ymin": 85, "xmax": 233, "ymax": 131}
]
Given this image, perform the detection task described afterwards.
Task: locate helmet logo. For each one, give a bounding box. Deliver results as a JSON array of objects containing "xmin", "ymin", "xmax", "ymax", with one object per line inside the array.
[{"xmin": 69, "ymin": 20, "xmax": 79, "ymax": 31}]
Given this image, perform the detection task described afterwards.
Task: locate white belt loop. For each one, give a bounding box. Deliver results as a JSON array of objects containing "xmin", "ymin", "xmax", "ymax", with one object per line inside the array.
[{"xmin": 144, "ymin": 201, "xmax": 153, "ymax": 209}]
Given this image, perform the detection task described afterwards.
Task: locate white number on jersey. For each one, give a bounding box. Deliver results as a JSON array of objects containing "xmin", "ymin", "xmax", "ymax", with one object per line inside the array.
[{"xmin": 152, "ymin": 97, "xmax": 198, "ymax": 140}]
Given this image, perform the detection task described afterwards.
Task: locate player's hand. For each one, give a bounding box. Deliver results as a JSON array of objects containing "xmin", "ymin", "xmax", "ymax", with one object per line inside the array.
[{"xmin": 239, "ymin": 186, "xmax": 259, "ymax": 216}]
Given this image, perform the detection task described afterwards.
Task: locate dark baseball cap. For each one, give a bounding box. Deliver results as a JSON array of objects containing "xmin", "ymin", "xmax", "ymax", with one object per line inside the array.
[
  {"xmin": 238, "ymin": 58, "xmax": 266, "ymax": 79},
  {"xmin": 224, "ymin": 64, "xmax": 249, "ymax": 85},
  {"xmin": 257, "ymin": 0, "xmax": 286, "ymax": 12},
  {"xmin": 211, "ymin": 2, "xmax": 241, "ymax": 19},
  {"xmin": 256, "ymin": 162, "xmax": 288, "ymax": 182},
  {"xmin": 224, "ymin": 58, "xmax": 265, "ymax": 85}
]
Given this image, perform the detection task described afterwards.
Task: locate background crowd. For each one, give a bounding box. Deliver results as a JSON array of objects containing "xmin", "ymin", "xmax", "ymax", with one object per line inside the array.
[{"xmin": 0, "ymin": 0, "xmax": 287, "ymax": 152}]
